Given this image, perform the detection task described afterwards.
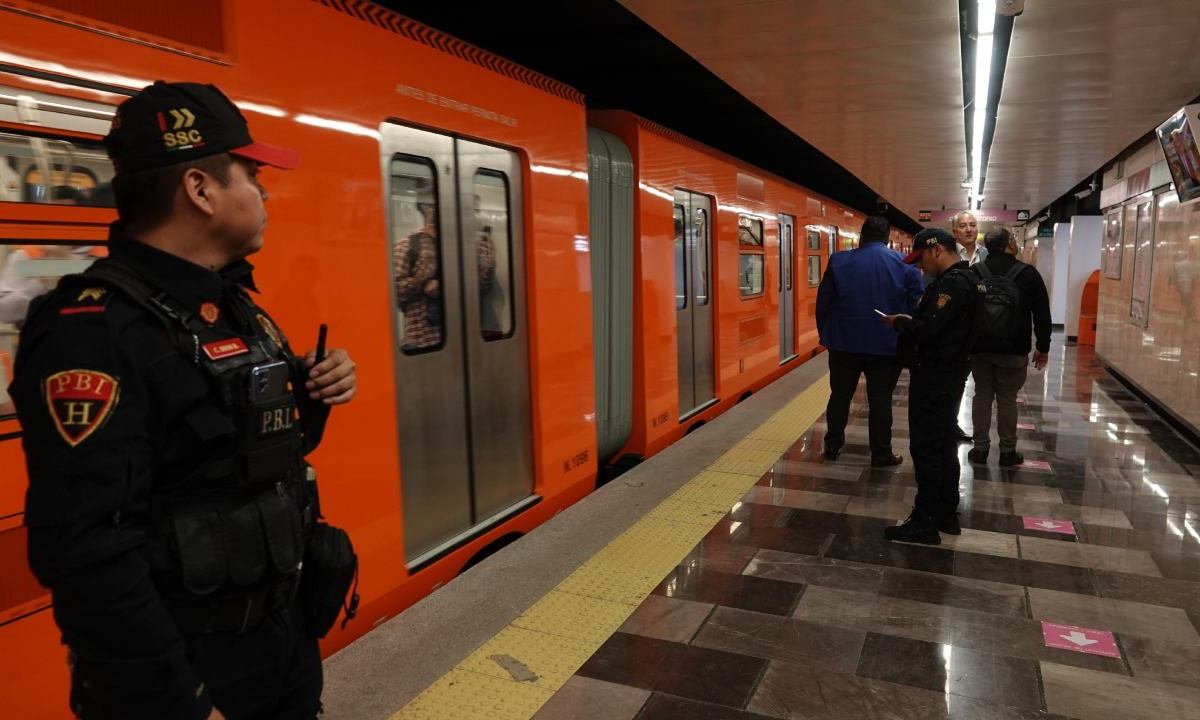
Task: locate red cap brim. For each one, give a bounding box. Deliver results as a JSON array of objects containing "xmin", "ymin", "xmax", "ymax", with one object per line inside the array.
[
  {"xmin": 230, "ymin": 140, "xmax": 299, "ymax": 170},
  {"xmin": 903, "ymin": 249, "xmax": 923, "ymax": 264}
]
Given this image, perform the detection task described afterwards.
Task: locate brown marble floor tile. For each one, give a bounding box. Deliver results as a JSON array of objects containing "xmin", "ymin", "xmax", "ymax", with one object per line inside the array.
[
  {"xmin": 1122, "ymin": 634, "xmax": 1200, "ymax": 688},
  {"xmin": 843, "ymin": 496, "xmax": 911, "ymax": 522},
  {"xmin": 577, "ymin": 632, "xmax": 766, "ymax": 709},
  {"xmin": 879, "ymin": 566, "xmax": 1030, "ymax": 617},
  {"xmin": 656, "ymin": 566, "xmax": 803, "ymax": 616},
  {"xmin": 855, "ymin": 633, "xmax": 1044, "ymax": 710},
  {"xmin": 1028, "ymin": 587, "xmax": 1200, "ymax": 644},
  {"xmin": 1010, "ymin": 500, "xmax": 1134, "ymax": 529},
  {"xmin": 1041, "ymin": 661, "xmax": 1200, "ymax": 719},
  {"xmin": 617, "ymin": 595, "xmax": 714, "ymax": 644},
  {"xmin": 743, "ymin": 549, "xmax": 886, "ymax": 594},
  {"xmin": 747, "ymin": 660, "xmax": 1063, "ymax": 720},
  {"xmin": 743, "ymin": 485, "xmax": 851, "ymax": 514},
  {"xmin": 1091, "ymin": 568, "xmax": 1200, "ymax": 613},
  {"xmin": 795, "ymin": 586, "xmax": 1125, "ymax": 676},
  {"xmin": 636, "ymin": 694, "xmax": 779, "ymax": 720},
  {"xmin": 678, "ymin": 538, "xmax": 760, "ymax": 575},
  {"xmin": 531, "ymin": 676, "xmax": 648, "ymax": 720},
  {"xmin": 1018, "ymin": 535, "xmax": 1164, "ymax": 577},
  {"xmin": 899, "ymin": 528, "xmax": 1020, "ymax": 559},
  {"xmin": 692, "ymin": 606, "xmax": 866, "ymax": 672}
]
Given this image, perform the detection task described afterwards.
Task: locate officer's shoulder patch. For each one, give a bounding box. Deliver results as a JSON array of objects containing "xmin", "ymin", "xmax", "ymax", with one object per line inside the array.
[
  {"xmin": 937, "ymin": 293, "xmax": 951, "ymax": 309},
  {"xmin": 57, "ymin": 285, "xmax": 112, "ymax": 317},
  {"xmin": 44, "ymin": 369, "xmax": 120, "ymax": 447}
]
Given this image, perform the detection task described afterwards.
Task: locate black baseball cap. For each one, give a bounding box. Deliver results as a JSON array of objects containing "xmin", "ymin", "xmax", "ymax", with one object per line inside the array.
[
  {"xmin": 903, "ymin": 228, "xmax": 957, "ymax": 264},
  {"xmin": 104, "ymin": 81, "xmax": 298, "ymax": 174}
]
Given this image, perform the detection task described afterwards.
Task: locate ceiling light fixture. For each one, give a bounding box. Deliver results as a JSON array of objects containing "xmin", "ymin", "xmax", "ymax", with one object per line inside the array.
[{"xmin": 969, "ymin": 0, "xmax": 996, "ymax": 210}]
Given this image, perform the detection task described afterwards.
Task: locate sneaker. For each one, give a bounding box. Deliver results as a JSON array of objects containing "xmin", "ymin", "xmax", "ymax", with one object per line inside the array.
[
  {"xmin": 999, "ymin": 450, "xmax": 1024, "ymax": 467},
  {"xmin": 883, "ymin": 514, "xmax": 941, "ymax": 545},
  {"xmin": 823, "ymin": 444, "xmax": 842, "ymax": 461},
  {"xmin": 871, "ymin": 453, "xmax": 904, "ymax": 468},
  {"xmin": 967, "ymin": 448, "xmax": 988, "ymax": 465},
  {"xmin": 937, "ymin": 514, "xmax": 962, "ymax": 535}
]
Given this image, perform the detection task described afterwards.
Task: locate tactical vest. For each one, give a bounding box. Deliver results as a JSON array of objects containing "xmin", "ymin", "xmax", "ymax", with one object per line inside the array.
[{"xmin": 63, "ymin": 258, "xmax": 316, "ymax": 633}]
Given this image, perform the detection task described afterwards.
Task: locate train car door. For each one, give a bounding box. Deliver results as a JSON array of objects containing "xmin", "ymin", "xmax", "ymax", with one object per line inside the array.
[
  {"xmin": 381, "ymin": 124, "xmax": 534, "ymax": 567},
  {"xmin": 673, "ymin": 189, "xmax": 714, "ymax": 419},
  {"xmin": 778, "ymin": 214, "xmax": 796, "ymax": 363}
]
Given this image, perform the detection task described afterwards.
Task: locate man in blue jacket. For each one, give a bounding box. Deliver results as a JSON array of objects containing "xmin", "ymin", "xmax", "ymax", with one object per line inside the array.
[{"xmin": 817, "ymin": 216, "xmax": 923, "ymax": 467}]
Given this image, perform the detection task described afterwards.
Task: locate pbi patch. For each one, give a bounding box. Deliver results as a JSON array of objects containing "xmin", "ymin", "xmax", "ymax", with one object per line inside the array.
[
  {"xmin": 44, "ymin": 370, "xmax": 119, "ymax": 447},
  {"xmin": 936, "ymin": 293, "xmax": 952, "ymax": 309}
]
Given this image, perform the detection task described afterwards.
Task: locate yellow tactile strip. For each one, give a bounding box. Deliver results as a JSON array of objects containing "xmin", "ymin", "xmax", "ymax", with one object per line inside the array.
[{"xmin": 394, "ymin": 376, "xmax": 830, "ymax": 719}]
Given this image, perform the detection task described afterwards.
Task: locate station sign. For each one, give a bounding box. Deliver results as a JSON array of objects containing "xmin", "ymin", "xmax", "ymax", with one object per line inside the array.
[{"xmin": 927, "ymin": 209, "xmax": 1024, "ymax": 224}]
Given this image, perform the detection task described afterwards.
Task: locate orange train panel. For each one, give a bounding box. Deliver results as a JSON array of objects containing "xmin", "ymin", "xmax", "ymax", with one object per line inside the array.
[
  {"xmin": 0, "ymin": 0, "xmax": 594, "ymax": 715},
  {"xmin": 590, "ymin": 111, "xmax": 844, "ymax": 459}
]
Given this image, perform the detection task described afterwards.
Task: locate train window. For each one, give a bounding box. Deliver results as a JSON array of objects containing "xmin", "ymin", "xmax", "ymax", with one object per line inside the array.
[
  {"xmin": 808, "ymin": 256, "xmax": 822, "ymax": 287},
  {"xmin": 807, "ymin": 228, "xmax": 821, "ymax": 251},
  {"xmin": 784, "ymin": 223, "xmax": 793, "ymax": 291},
  {"xmin": 388, "ymin": 155, "xmax": 446, "ymax": 354},
  {"xmin": 474, "ymin": 170, "xmax": 514, "ymax": 340},
  {"xmin": 739, "ymin": 253, "xmax": 764, "ymax": 298},
  {"xmin": 738, "ymin": 215, "xmax": 763, "ymax": 247},
  {"xmin": 695, "ymin": 208, "xmax": 709, "ymax": 306},
  {"xmin": 1, "ymin": 131, "xmax": 114, "ymax": 206},
  {"xmin": 0, "ymin": 242, "xmax": 104, "ymax": 419},
  {"xmin": 674, "ymin": 204, "xmax": 687, "ymax": 310}
]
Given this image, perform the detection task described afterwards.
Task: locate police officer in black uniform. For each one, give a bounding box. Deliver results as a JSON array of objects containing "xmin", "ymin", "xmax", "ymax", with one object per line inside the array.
[
  {"xmin": 880, "ymin": 228, "xmax": 977, "ymax": 545},
  {"xmin": 12, "ymin": 82, "xmax": 358, "ymax": 720}
]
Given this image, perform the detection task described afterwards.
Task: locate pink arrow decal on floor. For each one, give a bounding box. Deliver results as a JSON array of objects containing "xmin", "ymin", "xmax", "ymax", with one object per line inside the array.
[
  {"xmin": 1017, "ymin": 422, "xmax": 1035, "ymax": 430},
  {"xmin": 1018, "ymin": 459, "xmax": 1052, "ymax": 471},
  {"xmin": 1041, "ymin": 622, "xmax": 1120, "ymax": 658},
  {"xmin": 1022, "ymin": 516, "xmax": 1076, "ymax": 535}
]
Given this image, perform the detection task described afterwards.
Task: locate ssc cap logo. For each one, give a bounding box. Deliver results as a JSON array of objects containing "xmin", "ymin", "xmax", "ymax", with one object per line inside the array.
[{"xmin": 44, "ymin": 370, "xmax": 120, "ymax": 447}]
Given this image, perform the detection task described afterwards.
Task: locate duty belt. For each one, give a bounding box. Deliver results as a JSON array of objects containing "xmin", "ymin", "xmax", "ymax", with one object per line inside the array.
[{"xmin": 167, "ymin": 573, "xmax": 299, "ymax": 635}]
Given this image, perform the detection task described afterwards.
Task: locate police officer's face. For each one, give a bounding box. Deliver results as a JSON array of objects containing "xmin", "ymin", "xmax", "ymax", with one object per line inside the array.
[
  {"xmin": 953, "ymin": 214, "xmax": 977, "ymax": 245},
  {"xmin": 215, "ymin": 158, "xmax": 269, "ymax": 257}
]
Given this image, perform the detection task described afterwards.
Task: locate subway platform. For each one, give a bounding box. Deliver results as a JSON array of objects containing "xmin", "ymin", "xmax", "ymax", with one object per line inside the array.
[{"xmin": 324, "ymin": 338, "xmax": 1200, "ymax": 719}]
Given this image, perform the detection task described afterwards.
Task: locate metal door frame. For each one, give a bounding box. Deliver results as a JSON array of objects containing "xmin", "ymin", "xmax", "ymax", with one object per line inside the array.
[
  {"xmin": 676, "ymin": 189, "xmax": 716, "ymax": 421},
  {"xmin": 779, "ymin": 213, "xmax": 797, "ymax": 363}
]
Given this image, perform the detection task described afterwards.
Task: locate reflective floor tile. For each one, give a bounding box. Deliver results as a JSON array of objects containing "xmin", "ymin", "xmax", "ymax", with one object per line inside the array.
[
  {"xmin": 678, "ymin": 538, "xmax": 760, "ymax": 575},
  {"xmin": 636, "ymin": 693, "xmax": 779, "ymax": 720},
  {"xmin": 1041, "ymin": 661, "xmax": 1200, "ymax": 720},
  {"xmin": 531, "ymin": 676, "xmax": 648, "ymax": 720},
  {"xmin": 743, "ymin": 549, "xmax": 886, "ymax": 594},
  {"xmin": 877, "ymin": 567, "xmax": 1029, "ymax": 618},
  {"xmin": 692, "ymin": 606, "xmax": 866, "ymax": 673},
  {"xmin": 577, "ymin": 632, "xmax": 766, "ymax": 709},
  {"xmin": 1018, "ymin": 535, "xmax": 1164, "ymax": 576},
  {"xmin": 656, "ymin": 566, "xmax": 804, "ymax": 616},
  {"xmin": 900, "ymin": 528, "xmax": 1019, "ymax": 559},
  {"xmin": 618, "ymin": 595, "xmax": 714, "ymax": 644},
  {"xmin": 855, "ymin": 633, "xmax": 1043, "ymax": 710},
  {"xmin": 1027, "ymin": 587, "xmax": 1200, "ymax": 645},
  {"xmin": 1090, "ymin": 569, "xmax": 1200, "ymax": 613},
  {"xmin": 1122, "ymin": 634, "xmax": 1200, "ymax": 688},
  {"xmin": 743, "ymin": 485, "xmax": 851, "ymax": 514}
]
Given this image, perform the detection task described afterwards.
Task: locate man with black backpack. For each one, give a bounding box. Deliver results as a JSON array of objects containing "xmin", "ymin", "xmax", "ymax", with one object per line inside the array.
[{"xmin": 967, "ymin": 227, "xmax": 1051, "ymax": 466}]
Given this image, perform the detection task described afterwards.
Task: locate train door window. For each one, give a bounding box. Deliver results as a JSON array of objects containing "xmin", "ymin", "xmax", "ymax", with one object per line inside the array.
[
  {"xmin": 806, "ymin": 228, "xmax": 821, "ymax": 251},
  {"xmin": 695, "ymin": 208, "xmax": 709, "ymax": 305},
  {"xmin": 389, "ymin": 156, "xmax": 445, "ymax": 353},
  {"xmin": 674, "ymin": 204, "xmax": 687, "ymax": 310},
  {"xmin": 808, "ymin": 256, "xmax": 822, "ymax": 287},
  {"xmin": 829, "ymin": 226, "xmax": 839, "ymax": 256},
  {"xmin": 474, "ymin": 170, "xmax": 514, "ymax": 340},
  {"xmin": 0, "ymin": 241, "xmax": 103, "ymax": 418},
  {"xmin": 784, "ymin": 222, "xmax": 793, "ymax": 290},
  {"xmin": 739, "ymin": 253, "xmax": 764, "ymax": 297},
  {"xmin": 1, "ymin": 131, "xmax": 115, "ymax": 207},
  {"xmin": 738, "ymin": 215, "xmax": 763, "ymax": 246}
]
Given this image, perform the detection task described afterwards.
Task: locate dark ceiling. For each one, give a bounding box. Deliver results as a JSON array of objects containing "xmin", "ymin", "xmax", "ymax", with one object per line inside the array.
[{"xmin": 378, "ymin": 0, "xmax": 922, "ymax": 233}]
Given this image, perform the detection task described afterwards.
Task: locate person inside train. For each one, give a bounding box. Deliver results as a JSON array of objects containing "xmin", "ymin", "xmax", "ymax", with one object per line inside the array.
[
  {"xmin": 0, "ymin": 244, "xmax": 100, "ymax": 326},
  {"xmin": 817, "ymin": 215, "xmax": 923, "ymax": 467},
  {"xmin": 967, "ymin": 226, "xmax": 1051, "ymax": 466},
  {"xmin": 393, "ymin": 190, "xmax": 443, "ymax": 350}
]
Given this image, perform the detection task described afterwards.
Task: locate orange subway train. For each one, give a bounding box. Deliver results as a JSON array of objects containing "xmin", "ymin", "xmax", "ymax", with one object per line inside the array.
[{"xmin": 0, "ymin": 1, "xmax": 908, "ymax": 716}]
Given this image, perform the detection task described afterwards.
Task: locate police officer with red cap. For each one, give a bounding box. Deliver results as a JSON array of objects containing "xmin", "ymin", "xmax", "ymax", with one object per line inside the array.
[
  {"xmin": 879, "ymin": 228, "xmax": 978, "ymax": 545},
  {"xmin": 11, "ymin": 82, "xmax": 358, "ymax": 719}
]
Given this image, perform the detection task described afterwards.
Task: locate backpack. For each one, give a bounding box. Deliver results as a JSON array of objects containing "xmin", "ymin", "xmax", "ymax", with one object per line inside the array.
[{"xmin": 971, "ymin": 262, "xmax": 1025, "ymax": 352}]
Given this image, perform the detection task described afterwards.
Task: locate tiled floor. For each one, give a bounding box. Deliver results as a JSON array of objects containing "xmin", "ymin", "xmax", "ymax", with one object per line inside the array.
[{"xmin": 535, "ymin": 340, "xmax": 1200, "ymax": 719}]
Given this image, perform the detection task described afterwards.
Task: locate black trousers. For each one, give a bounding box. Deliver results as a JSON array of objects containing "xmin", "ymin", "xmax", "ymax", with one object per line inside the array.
[
  {"xmin": 72, "ymin": 602, "xmax": 322, "ymax": 720},
  {"xmin": 909, "ymin": 363, "xmax": 968, "ymax": 524},
  {"xmin": 825, "ymin": 350, "xmax": 903, "ymax": 457}
]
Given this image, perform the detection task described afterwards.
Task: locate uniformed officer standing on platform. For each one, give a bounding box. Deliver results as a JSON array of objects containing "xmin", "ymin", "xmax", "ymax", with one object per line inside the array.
[
  {"xmin": 11, "ymin": 82, "xmax": 358, "ymax": 719},
  {"xmin": 880, "ymin": 228, "xmax": 978, "ymax": 545}
]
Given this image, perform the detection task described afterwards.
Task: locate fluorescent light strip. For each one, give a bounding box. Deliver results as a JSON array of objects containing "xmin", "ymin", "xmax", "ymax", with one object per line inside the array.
[{"xmin": 969, "ymin": 0, "xmax": 997, "ymax": 209}]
